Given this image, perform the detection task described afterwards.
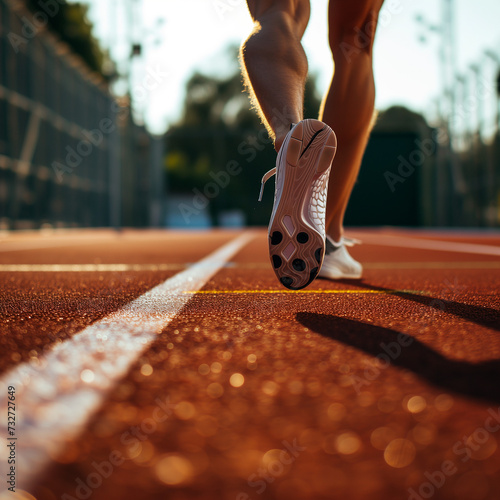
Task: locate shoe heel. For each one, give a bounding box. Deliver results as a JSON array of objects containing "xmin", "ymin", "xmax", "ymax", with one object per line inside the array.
[
  {"xmin": 291, "ymin": 121, "xmax": 304, "ymax": 141},
  {"xmin": 318, "ymin": 145, "xmax": 336, "ymax": 174},
  {"xmin": 287, "ymin": 138, "xmax": 302, "ymax": 167}
]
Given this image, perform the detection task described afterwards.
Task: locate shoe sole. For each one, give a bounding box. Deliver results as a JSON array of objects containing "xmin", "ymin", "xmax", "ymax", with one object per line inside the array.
[{"xmin": 268, "ymin": 119, "xmax": 337, "ymax": 290}]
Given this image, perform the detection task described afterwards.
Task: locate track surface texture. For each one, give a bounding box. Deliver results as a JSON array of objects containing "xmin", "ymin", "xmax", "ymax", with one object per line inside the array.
[{"xmin": 0, "ymin": 228, "xmax": 499, "ymax": 500}]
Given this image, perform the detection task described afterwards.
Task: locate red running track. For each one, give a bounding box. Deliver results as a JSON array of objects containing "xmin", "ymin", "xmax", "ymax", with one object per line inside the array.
[{"xmin": 0, "ymin": 228, "xmax": 499, "ymax": 500}]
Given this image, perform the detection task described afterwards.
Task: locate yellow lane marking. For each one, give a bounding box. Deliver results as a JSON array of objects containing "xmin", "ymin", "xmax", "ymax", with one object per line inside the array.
[{"xmin": 185, "ymin": 289, "xmax": 428, "ymax": 295}]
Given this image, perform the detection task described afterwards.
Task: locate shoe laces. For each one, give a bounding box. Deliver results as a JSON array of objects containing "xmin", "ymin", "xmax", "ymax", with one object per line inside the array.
[
  {"xmin": 328, "ymin": 236, "xmax": 362, "ymax": 249},
  {"xmin": 342, "ymin": 237, "xmax": 362, "ymax": 247},
  {"xmin": 258, "ymin": 123, "xmax": 296, "ymax": 202},
  {"xmin": 258, "ymin": 167, "xmax": 276, "ymax": 202}
]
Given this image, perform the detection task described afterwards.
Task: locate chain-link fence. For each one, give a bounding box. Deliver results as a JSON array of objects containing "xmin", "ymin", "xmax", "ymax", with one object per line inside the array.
[{"xmin": 0, "ymin": 0, "xmax": 162, "ymax": 230}]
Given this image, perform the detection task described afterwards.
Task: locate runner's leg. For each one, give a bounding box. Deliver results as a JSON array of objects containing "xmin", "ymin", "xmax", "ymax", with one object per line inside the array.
[
  {"xmin": 321, "ymin": 0, "xmax": 384, "ymax": 241},
  {"xmin": 241, "ymin": 0, "xmax": 311, "ymax": 151}
]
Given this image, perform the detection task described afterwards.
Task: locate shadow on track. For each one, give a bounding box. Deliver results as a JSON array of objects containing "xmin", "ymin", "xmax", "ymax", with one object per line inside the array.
[
  {"xmin": 318, "ymin": 278, "xmax": 500, "ymax": 332},
  {"xmin": 297, "ymin": 291, "xmax": 500, "ymax": 404}
]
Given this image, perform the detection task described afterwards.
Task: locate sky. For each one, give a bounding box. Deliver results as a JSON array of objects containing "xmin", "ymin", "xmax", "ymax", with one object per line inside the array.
[{"xmin": 80, "ymin": 0, "xmax": 500, "ymax": 135}]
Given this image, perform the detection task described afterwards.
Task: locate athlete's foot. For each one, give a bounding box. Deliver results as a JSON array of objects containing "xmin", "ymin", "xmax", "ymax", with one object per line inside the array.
[
  {"xmin": 259, "ymin": 119, "xmax": 337, "ymax": 290},
  {"xmin": 318, "ymin": 236, "xmax": 363, "ymax": 280}
]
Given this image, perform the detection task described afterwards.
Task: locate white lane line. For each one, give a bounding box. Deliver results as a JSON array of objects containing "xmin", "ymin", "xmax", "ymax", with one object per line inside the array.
[
  {"xmin": 0, "ymin": 264, "xmax": 186, "ymax": 272},
  {"xmin": 355, "ymin": 234, "xmax": 500, "ymax": 257},
  {"xmin": 0, "ymin": 234, "xmax": 116, "ymax": 252},
  {"xmin": 363, "ymin": 261, "xmax": 500, "ymax": 269},
  {"xmin": 0, "ymin": 232, "xmax": 253, "ymax": 489}
]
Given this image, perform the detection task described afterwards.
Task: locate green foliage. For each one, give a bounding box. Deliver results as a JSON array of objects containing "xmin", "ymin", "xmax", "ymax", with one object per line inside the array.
[
  {"xmin": 165, "ymin": 52, "xmax": 322, "ymax": 226},
  {"xmin": 25, "ymin": 0, "xmax": 107, "ymax": 76}
]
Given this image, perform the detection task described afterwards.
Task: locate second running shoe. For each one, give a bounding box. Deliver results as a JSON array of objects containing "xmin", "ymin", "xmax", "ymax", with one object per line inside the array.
[
  {"xmin": 318, "ymin": 236, "xmax": 363, "ymax": 280},
  {"xmin": 259, "ymin": 119, "xmax": 337, "ymax": 290}
]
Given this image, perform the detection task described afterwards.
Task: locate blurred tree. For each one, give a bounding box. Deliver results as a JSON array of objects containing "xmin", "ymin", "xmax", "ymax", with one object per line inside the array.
[
  {"xmin": 165, "ymin": 46, "xmax": 322, "ymax": 226},
  {"xmin": 25, "ymin": 0, "xmax": 109, "ymax": 77}
]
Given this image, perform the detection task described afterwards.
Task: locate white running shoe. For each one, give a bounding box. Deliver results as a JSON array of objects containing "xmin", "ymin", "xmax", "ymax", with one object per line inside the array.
[
  {"xmin": 259, "ymin": 119, "xmax": 337, "ymax": 290},
  {"xmin": 318, "ymin": 236, "xmax": 363, "ymax": 280}
]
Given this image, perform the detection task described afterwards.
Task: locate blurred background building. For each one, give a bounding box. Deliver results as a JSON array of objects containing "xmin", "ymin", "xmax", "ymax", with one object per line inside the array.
[{"xmin": 0, "ymin": 0, "xmax": 499, "ymax": 230}]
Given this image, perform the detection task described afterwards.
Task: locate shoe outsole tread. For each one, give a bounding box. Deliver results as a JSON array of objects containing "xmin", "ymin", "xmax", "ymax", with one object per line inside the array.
[{"xmin": 268, "ymin": 119, "xmax": 337, "ymax": 290}]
